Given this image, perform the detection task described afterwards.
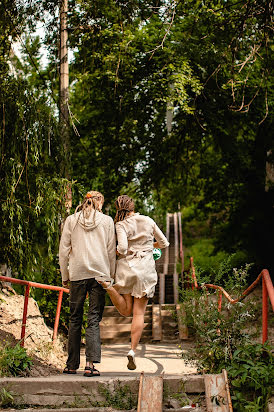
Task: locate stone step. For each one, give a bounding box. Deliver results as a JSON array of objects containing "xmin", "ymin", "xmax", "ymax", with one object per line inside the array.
[{"xmin": 0, "ymin": 375, "xmax": 205, "ymax": 408}]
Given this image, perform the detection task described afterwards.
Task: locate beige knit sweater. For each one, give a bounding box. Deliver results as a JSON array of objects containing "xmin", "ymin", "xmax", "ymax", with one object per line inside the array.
[{"xmin": 59, "ymin": 210, "xmax": 116, "ymax": 282}]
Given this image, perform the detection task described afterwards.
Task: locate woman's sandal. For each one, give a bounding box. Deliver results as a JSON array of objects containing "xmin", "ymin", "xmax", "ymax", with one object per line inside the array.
[
  {"xmin": 83, "ymin": 366, "xmax": 100, "ymax": 377},
  {"xmin": 63, "ymin": 367, "xmax": 76, "ymax": 374}
]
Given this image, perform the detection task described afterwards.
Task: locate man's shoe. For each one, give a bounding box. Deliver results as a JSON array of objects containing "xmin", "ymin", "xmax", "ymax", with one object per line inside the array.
[
  {"xmin": 127, "ymin": 349, "xmax": 136, "ymax": 370},
  {"xmin": 63, "ymin": 367, "xmax": 76, "ymax": 374}
]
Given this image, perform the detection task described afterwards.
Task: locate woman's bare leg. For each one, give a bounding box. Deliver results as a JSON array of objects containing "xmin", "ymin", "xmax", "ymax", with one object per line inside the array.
[
  {"xmin": 131, "ymin": 296, "xmax": 149, "ymax": 351},
  {"xmin": 99, "ymin": 281, "xmax": 133, "ymax": 317}
]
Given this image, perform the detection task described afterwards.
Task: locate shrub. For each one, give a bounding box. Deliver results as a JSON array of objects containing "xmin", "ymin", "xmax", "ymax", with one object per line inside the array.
[
  {"xmin": 179, "ymin": 260, "xmax": 273, "ymax": 411},
  {"xmin": 228, "ymin": 343, "xmax": 274, "ymax": 411},
  {"xmin": 0, "ymin": 342, "xmax": 33, "ymax": 377}
]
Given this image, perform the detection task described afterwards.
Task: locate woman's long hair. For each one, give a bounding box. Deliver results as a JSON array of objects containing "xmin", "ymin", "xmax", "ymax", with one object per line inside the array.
[{"xmin": 114, "ymin": 195, "xmax": 134, "ymax": 224}]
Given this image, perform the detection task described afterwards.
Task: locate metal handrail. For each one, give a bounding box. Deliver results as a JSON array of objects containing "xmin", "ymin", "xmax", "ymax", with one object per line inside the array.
[
  {"xmin": 189, "ymin": 257, "xmax": 274, "ymax": 344},
  {"xmin": 0, "ymin": 275, "xmax": 69, "ymax": 347}
]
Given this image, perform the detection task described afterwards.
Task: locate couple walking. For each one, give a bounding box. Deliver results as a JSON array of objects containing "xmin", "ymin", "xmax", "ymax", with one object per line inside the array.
[{"xmin": 59, "ymin": 191, "xmax": 169, "ymax": 376}]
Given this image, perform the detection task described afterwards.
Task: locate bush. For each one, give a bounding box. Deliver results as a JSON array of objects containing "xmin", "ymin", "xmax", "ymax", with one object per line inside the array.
[
  {"xmin": 180, "ymin": 289, "xmax": 258, "ymax": 373},
  {"xmin": 179, "ymin": 261, "xmax": 273, "ymax": 411},
  {"xmin": 228, "ymin": 343, "xmax": 274, "ymax": 411},
  {"xmin": 0, "ymin": 342, "xmax": 33, "ymax": 377},
  {"xmin": 184, "ymin": 238, "xmax": 249, "ymax": 284}
]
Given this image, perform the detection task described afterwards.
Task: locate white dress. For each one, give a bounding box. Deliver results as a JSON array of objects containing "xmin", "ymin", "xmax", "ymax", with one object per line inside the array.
[{"xmin": 115, "ymin": 213, "xmax": 169, "ymax": 298}]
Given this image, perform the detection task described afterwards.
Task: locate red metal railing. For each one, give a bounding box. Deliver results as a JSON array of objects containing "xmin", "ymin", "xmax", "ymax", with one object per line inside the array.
[
  {"xmin": 0, "ymin": 275, "xmax": 69, "ymax": 347},
  {"xmin": 190, "ymin": 257, "xmax": 274, "ymax": 344}
]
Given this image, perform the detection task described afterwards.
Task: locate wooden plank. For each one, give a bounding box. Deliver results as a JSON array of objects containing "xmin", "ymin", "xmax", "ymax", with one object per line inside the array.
[
  {"xmin": 222, "ymin": 369, "xmax": 233, "ymax": 412},
  {"xmin": 176, "ymin": 304, "xmax": 189, "ymax": 340},
  {"xmin": 137, "ymin": 372, "xmax": 163, "ymax": 412},
  {"xmin": 152, "ymin": 304, "xmax": 162, "ymax": 340},
  {"xmin": 204, "ymin": 372, "xmax": 233, "ymax": 411}
]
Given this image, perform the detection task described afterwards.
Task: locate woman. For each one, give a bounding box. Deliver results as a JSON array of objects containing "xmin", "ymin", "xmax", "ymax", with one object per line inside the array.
[
  {"xmin": 99, "ymin": 195, "xmax": 169, "ymax": 370},
  {"xmin": 59, "ymin": 191, "xmax": 116, "ymax": 377}
]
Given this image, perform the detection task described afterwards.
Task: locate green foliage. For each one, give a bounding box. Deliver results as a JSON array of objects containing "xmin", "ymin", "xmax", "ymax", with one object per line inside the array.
[
  {"xmin": 0, "ymin": 343, "xmax": 33, "ymax": 377},
  {"xmin": 228, "ymin": 344, "xmax": 274, "ymax": 411},
  {"xmin": 184, "ymin": 244, "xmax": 250, "ymax": 287},
  {"xmin": 94, "ymin": 382, "xmax": 137, "ymax": 410},
  {"xmin": 184, "ymin": 239, "xmax": 228, "ymax": 277},
  {"xmin": 0, "ymin": 387, "xmax": 15, "ymax": 408},
  {"xmin": 181, "ymin": 294, "xmax": 257, "ymax": 373}
]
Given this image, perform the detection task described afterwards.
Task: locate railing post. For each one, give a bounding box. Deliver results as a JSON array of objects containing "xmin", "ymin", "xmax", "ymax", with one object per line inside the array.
[
  {"xmin": 21, "ymin": 283, "xmax": 30, "ymax": 347},
  {"xmin": 262, "ymin": 277, "xmax": 268, "ymax": 344},
  {"xmin": 53, "ymin": 289, "xmax": 64, "ymax": 344},
  {"xmin": 218, "ymin": 291, "xmax": 223, "ymax": 312},
  {"xmin": 190, "ymin": 257, "xmax": 194, "ymax": 290}
]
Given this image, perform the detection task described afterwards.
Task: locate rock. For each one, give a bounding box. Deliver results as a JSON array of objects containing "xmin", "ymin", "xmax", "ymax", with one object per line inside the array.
[{"xmin": 0, "ymin": 291, "xmax": 67, "ymax": 376}]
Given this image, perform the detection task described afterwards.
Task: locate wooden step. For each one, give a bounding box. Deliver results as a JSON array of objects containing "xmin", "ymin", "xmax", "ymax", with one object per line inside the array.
[
  {"xmin": 101, "ymin": 316, "xmax": 151, "ymax": 325},
  {"xmin": 101, "ymin": 329, "xmax": 152, "ymax": 337},
  {"xmin": 100, "ymin": 323, "xmax": 151, "ymax": 333},
  {"xmin": 103, "ymin": 307, "xmax": 152, "ymax": 316}
]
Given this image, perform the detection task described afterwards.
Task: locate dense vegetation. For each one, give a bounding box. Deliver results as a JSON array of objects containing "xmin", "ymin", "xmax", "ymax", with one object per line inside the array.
[
  {"xmin": 180, "ymin": 261, "xmax": 274, "ymax": 411},
  {"xmin": 0, "ymin": 0, "xmax": 273, "ymax": 314}
]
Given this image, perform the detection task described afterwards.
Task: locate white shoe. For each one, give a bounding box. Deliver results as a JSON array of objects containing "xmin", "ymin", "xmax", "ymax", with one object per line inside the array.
[{"xmin": 127, "ymin": 350, "xmax": 136, "ymax": 370}]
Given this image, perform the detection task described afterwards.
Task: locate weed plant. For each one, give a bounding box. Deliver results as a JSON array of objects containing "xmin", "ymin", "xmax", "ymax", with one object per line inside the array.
[
  {"xmin": 92, "ymin": 382, "xmax": 137, "ymax": 410},
  {"xmin": 0, "ymin": 388, "xmax": 14, "ymax": 408},
  {"xmin": 0, "ymin": 342, "xmax": 33, "ymax": 377},
  {"xmin": 179, "ymin": 260, "xmax": 274, "ymax": 411}
]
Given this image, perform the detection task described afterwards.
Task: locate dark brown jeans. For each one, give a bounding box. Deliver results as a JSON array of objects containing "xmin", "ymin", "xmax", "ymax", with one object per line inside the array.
[{"xmin": 66, "ymin": 278, "xmax": 106, "ymax": 370}]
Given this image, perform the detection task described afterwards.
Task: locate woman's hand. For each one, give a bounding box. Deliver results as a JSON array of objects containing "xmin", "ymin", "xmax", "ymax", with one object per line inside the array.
[{"xmin": 153, "ymin": 241, "xmax": 160, "ymax": 249}]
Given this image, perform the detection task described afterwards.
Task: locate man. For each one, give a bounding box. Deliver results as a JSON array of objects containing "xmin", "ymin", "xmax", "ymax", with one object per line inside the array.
[{"xmin": 59, "ymin": 191, "xmax": 116, "ymax": 376}]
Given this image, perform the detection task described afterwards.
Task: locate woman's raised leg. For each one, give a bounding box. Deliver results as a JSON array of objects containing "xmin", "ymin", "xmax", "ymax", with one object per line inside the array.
[{"xmin": 99, "ymin": 281, "xmax": 133, "ymax": 317}]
